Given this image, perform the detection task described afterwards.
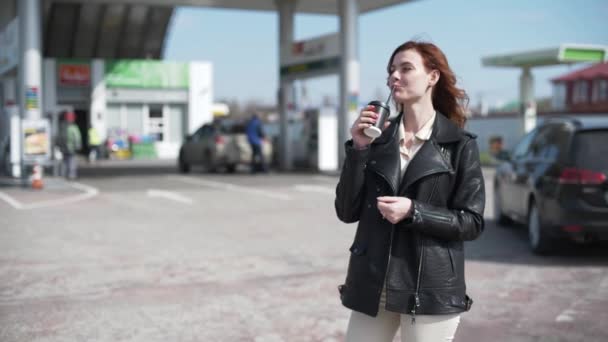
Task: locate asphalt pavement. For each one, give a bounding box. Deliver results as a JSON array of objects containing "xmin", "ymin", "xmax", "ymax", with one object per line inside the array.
[{"xmin": 1, "ymin": 160, "xmax": 607, "ymax": 341}]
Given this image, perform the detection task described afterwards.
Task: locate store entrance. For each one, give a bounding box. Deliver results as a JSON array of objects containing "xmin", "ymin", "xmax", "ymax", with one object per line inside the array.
[{"xmin": 74, "ymin": 109, "xmax": 89, "ymax": 154}]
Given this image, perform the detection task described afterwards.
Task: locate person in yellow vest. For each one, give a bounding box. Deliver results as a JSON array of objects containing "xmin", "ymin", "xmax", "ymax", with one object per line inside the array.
[{"xmin": 88, "ymin": 125, "xmax": 102, "ymax": 163}]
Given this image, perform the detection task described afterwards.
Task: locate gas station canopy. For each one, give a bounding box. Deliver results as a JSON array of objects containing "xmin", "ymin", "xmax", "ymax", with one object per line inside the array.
[
  {"xmin": 44, "ymin": 0, "xmax": 416, "ymax": 59},
  {"xmin": 57, "ymin": 0, "xmax": 412, "ymax": 15},
  {"xmin": 43, "ymin": 1, "xmax": 173, "ymax": 59},
  {"xmin": 481, "ymin": 43, "xmax": 608, "ymax": 135},
  {"xmin": 482, "ymin": 43, "xmax": 608, "ymax": 68}
]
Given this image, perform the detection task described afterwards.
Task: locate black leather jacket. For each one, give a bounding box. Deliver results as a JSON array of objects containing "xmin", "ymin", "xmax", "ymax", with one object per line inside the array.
[{"xmin": 335, "ymin": 112, "xmax": 485, "ymax": 318}]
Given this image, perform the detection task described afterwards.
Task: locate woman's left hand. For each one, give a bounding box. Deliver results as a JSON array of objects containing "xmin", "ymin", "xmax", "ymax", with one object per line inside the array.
[{"xmin": 377, "ymin": 196, "xmax": 413, "ymax": 224}]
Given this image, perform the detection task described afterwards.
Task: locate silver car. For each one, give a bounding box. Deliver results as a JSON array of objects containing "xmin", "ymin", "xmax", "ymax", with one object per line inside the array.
[{"xmin": 178, "ymin": 121, "xmax": 272, "ymax": 173}]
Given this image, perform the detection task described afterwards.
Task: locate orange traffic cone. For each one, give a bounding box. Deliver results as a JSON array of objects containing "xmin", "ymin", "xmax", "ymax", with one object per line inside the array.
[{"xmin": 31, "ymin": 163, "xmax": 44, "ymax": 190}]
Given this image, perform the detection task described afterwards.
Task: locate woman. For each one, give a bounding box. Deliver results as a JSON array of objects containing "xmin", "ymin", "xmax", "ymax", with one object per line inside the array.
[{"xmin": 335, "ymin": 41, "xmax": 485, "ymax": 341}]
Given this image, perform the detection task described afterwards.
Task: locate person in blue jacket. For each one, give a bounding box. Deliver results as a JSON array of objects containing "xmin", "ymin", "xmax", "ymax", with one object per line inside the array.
[{"xmin": 246, "ymin": 113, "xmax": 266, "ymax": 173}]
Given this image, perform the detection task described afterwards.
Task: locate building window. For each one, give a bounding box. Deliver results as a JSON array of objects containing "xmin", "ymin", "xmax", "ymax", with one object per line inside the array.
[
  {"xmin": 572, "ymin": 80, "xmax": 588, "ymax": 104},
  {"xmin": 592, "ymin": 79, "xmax": 608, "ymax": 103}
]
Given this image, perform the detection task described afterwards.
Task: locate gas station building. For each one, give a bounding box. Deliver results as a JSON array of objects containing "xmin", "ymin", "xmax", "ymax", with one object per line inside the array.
[{"xmin": 1, "ymin": 0, "xmax": 422, "ymax": 178}]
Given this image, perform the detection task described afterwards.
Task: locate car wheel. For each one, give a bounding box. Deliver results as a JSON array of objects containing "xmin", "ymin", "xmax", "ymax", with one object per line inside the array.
[
  {"xmin": 178, "ymin": 154, "xmax": 190, "ymax": 173},
  {"xmin": 494, "ymin": 183, "xmax": 512, "ymax": 226},
  {"xmin": 528, "ymin": 200, "xmax": 553, "ymax": 255},
  {"xmin": 226, "ymin": 164, "xmax": 236, "ymax": 173},
  {"xmin": 202, "ymin": 150, "xmax": 217, "ymax": 173}
]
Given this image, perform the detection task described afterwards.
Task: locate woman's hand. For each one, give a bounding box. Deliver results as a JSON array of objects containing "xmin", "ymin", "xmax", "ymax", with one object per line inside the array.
[
  {"xmin": 377, "ymin": 196, "xmax": 413, "ymax": 224},
  {"xmin": 350, "ymin": 105, "xmax": 391, "ymax": 149}
]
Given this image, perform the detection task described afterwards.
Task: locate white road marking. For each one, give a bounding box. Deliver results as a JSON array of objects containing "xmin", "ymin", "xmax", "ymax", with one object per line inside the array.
[
  {"xmin": 168, "ymin": 175, "xmax": 291, "ymax": 201},
  {"xmin": 0, "ymin": 191, "xmax": 24, "ymax": 209},
  {"xmin": 555, "ymin": 309, "xmax": 577, "ymax": 322},
  {"xmin": 146, "ymin": 189, "xmax": 193, "ymax": 205},
  {"xmin": 0, "ymin": 181, "xmax": 99, "ymax": 210},
  {"xmin": 294, "ymin": 184, "xmax": 335, "ymax": 195}
]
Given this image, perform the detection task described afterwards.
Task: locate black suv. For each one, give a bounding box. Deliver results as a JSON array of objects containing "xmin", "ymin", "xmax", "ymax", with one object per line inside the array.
[{"xmin": 494, "ymin": 117, "xmax": 608, "ymax": 254}]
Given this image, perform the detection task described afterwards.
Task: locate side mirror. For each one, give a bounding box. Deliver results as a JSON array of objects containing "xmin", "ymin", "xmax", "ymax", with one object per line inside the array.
[{"xmin": 185, "ymin": 135, "xmax": 193, "ymax": 142}]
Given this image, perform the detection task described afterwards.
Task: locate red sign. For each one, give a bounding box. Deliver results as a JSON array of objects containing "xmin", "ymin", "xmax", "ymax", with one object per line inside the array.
[{"xmin": 59, "ymin": 64, "xmax": 90, "ymax": 86}]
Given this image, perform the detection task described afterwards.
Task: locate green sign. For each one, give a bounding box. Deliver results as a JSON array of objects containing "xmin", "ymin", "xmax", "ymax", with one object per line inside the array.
[
  {"xmin": 105, "ymin": 60, "xmax": 189, "ymax": 88},
  {"xmin": 563, "ymin": 48, "xmax": 605, "ymax": 62}
]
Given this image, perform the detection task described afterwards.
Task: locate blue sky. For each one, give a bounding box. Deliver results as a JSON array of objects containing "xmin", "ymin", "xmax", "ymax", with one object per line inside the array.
[{"xmin": 164, "ymin": 0, "xmax": 608, "ymax": 108}]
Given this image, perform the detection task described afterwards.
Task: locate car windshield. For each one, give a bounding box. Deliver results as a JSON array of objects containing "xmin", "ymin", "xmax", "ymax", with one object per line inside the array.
[
  {"xmin": 215, "ymin": 120, "xmax": 246, "ymax": 134},
  {"xmin": 572, "ymin": 130, "xmax": 608, "ymax": 171}
]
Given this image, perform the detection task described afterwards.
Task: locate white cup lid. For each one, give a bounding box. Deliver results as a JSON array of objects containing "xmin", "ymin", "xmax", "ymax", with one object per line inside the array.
[{"xmin": 363, "ymin": 126, "xmax": 382, "ymax": 138}]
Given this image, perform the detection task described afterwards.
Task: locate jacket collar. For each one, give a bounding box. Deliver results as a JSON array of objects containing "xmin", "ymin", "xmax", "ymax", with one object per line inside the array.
[
  {"xmin": 432, "ymin": 111, "xmax": 462, "ymax": 144},
  {"xmin": 368, "ymin": 112, "xmax": 461, "ymax": 195}
]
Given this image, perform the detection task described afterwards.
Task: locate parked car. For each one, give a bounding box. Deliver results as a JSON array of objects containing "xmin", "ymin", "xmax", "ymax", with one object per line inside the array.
[
  {"xmin": 178, "ymin": 120, "xmax": 273, "ymax": 173},
  {"xmin": 494, "ymin": 117, "xmax": 608, "ymax": 254}
]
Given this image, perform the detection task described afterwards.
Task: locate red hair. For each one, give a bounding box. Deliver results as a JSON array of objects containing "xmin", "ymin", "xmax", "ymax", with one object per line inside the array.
[{"xmin": 387, "ymin": 41, "xmax": 469, "ymax": 128}]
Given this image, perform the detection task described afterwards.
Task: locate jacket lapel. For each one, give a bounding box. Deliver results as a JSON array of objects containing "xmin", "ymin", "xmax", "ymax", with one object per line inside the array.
[
  {"xmin": 398, "ymin": 139, "xmax": 452, "ymax": 194},
  {"xmin": 397, "ymin": 113, "xmax": 461, "ymax": 194},
  {"xmin": 367, "ymin": 112, "xmax": 463, "ymax": 195},
  {"xmin": 367, "ymin": 114, "xmax": 402, "ymax": 194}
]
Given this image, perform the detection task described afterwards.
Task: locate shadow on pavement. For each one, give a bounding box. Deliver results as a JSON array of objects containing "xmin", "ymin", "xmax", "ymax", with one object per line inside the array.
[
  {"xmin": 466, "ymin": 219, "xmax": 608, "ymax": 267},
  {"xmin": 77, "ymin": 159, "xmax": 179, "ymax": 178},
  {"xmin": 76, "ymin": 159, "xmax": 318, "ymax": 179}
]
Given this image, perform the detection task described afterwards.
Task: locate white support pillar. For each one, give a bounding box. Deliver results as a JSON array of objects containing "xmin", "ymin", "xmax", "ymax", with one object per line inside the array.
[
  {"xmin": 43, "ymin": 59, "xmax": 56, "ymax": 116},
  {"xmin": 277, "ymin": 0, "xmax": 296, "ymax": 171},
  {"xmin": 338, "ymin": 0, "xmax": 359, "ymax": 165},
  {"xmin": 3, "ymin": 78, "xmax": 20, "ymax": 177},
  {"xmin": 18, "ymin": 0, "xmax": 42, "ymax": 121},
  {"xmin": 91, "ymin": 59, "xmax": 108, "ymax": 141},
  {"xmin": 43, "ymin": 58, "xmax": 57, "ymax": 138},
  {"xmin": 520, "ymin": 67, "xmax": 536, "ymax": 133}
]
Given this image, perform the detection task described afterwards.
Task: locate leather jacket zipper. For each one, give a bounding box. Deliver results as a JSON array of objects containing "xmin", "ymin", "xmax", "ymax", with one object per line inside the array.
[
  {"xmin": 411, "ymin": 177, "xmax": 438, "ymax": 324},
  {"xmin": 384, "ymin": 222, "xmax": 395, "ymax": 310},
  {"xmin": 379, "ymin": 169, "xmax": 396, "ymax": 311},
  {"xmin": 411, "ymin": 236, "xmax": 424, "ymax": 324},
  {"xmin": 422, "ymin": 211, "xmax": 452, "ymax": 223}
]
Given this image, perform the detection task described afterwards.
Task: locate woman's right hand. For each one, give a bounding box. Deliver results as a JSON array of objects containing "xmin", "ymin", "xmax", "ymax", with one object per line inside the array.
[{"xmin": 350, "ymin": 105, "xmax": 391, "ymax": 149}]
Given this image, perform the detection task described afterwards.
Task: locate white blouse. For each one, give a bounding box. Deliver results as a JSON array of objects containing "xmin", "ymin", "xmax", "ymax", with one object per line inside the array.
[{"xmin": 398, "ymin": 112, "xmax": 436, "ymax": 182}]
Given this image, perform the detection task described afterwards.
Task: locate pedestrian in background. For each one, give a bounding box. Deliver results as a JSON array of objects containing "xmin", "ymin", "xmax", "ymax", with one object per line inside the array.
[
  {"xmin": 60, "ymin": 111, "xmax": 82, "ymax": 180},
  {"xmin": 246, "ymin": 113, "xmax": 267, "ymax": 173},
  {"xmin": 335, "ymin": 40, "xmax": 485, "ymax": 342},
  {"xmin": 88, "ymin": 125, "xmax": 101, "ymax": 163}
]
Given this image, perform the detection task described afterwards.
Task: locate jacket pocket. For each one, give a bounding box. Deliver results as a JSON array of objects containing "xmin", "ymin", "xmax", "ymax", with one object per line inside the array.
[
  {"xmin": 421, "ymin": 239, "xmax": 456, "ymax": 288},
  {"xmin": 447, "ymin": 245, "xmax": 456, "ymax": 276},
  {"xmin": 346, "ymin": 241, "xmax": 369, "ymax": 285}
]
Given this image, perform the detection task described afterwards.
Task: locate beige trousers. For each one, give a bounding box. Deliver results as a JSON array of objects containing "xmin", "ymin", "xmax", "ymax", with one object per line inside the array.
[{"xmin": 345, "ymin": 289, "xmax": 460, "ymax": 342}]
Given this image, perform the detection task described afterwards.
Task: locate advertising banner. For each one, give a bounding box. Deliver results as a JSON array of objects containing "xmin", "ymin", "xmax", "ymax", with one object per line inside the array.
[
  {"xmin": 105, "ymin": 61, "xmax": 189, "ymax": 88},
  {"xmin": 58, "ymin": 62, "xmax": 91, "ymax": 86},
  {"xmin": 280, "ymin": 33, "xmax": 340, "ymax": 79},
  {"xmin": 22, "ymin": 119, "xmax": 51, "ymax": 162}
]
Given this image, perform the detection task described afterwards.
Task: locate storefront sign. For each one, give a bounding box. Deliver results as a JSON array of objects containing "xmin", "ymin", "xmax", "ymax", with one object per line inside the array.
[
  {"xmin": 59, "ymin": 63, "xmax": 91, "ymax": 86},
  {"xmin": 282, "ymin": 33, "xmax": 340, "ymax": 66},
  {"xmin": 280, "ymin": 33, "xmax": 340, "ymax": 79},
  {"xmin": 0, "ymin": 18, "xmax": 19, "ymax": 75},
  {"xmin": 105, "ymin": 61, "xmax": 189, "ymax": 88},
  {"xmin": 23, "ymin": 119, "xmax": 51, "ymax": 162}
]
